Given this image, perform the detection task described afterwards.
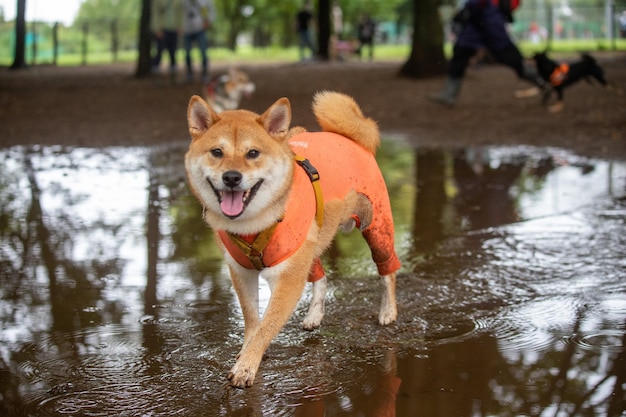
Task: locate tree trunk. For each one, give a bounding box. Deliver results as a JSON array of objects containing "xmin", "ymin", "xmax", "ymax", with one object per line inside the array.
[
  {"xmin": 227, "ymin": 24, "xmax": 239, "ymax": 51},
  {"xmin": 399, "ymin": 0, "xmax": 446, "ymax": 78},
  {"xmin": 10, "ymin": 0, "xmax": 27, "ymax": 70},
  {"xmin": 218, "ymin": 0, "xmax": 246, "ymax": 51},
  {"xmin": 281, "ymin": 10, "xmax": 294, "ymax": 48},
  {"xmin": 135, "ymin": 0, "xmax": 152, "ymax": 78},
  {"xmin": 316, "ymin": 0, "xmax": 330, "ymax": 60}
]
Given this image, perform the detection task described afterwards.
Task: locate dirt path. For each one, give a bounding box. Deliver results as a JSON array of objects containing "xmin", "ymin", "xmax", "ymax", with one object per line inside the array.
[{"xmin": 1, "ymin": 52, "xmax": 625, "ymax": 159}]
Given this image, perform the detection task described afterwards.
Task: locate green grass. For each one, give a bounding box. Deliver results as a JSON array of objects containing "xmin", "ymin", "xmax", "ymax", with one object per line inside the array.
[
  {"xmin": 1, "ymin": 40, "xmax": 624, "ymax": 68},
  {"xmin": 517, "ymin": 39, "xmax": 626, "ymax": 57}
]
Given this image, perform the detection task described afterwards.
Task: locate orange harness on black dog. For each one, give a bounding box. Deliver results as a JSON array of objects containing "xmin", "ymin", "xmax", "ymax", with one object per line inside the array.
[{"xmin": 549, "ymin": 63, "xmax": 570, "ymax": 86}]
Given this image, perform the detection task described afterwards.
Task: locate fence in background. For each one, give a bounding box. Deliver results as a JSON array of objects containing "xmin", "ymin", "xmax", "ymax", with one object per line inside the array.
[
  {"xmin": 1, "ymin": 4, "xmax": 625, "ymax": 67},
  {"xmin": 512, "ymin": 2, "xmax": 624, "ymax": 45},
  {"xmin": 0, "ymin": 17, "xmax": 139, "ymax": 66}
]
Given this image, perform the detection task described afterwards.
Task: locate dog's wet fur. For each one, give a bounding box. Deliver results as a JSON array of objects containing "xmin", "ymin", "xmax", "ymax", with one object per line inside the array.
[{"xmin": 184, "ymin": 91, "xmax": 399, "ymax": 388}]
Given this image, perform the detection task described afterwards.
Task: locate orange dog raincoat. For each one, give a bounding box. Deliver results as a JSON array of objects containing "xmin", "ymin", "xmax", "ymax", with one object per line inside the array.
[{"xmin": 218, "ymin": 131, "xmax": 401, "ymax": 282}]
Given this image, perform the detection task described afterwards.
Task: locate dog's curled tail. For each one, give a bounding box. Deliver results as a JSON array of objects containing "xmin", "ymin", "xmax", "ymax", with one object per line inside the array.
[{"xmin": 312, "ymin": 90, "xmax": 380, "ymax": 155}]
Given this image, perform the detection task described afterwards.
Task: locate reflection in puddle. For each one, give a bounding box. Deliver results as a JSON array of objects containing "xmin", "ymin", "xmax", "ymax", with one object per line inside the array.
[{"xmin": 0, "ymin": 142, "xmax": 625, "ymax": 416}]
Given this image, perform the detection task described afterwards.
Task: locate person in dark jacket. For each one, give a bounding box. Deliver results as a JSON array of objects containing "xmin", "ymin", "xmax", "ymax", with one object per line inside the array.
[
  {"xmin": 356, "ymin": 13, "xmax": 376, "ymax": 60},
  {"xmin": 430, "ymin": 0, "xmax": 548, "ymax": 106},
  {"xmin": 296, "ymin": 1, "xmax": 316, "ymax": 61}
]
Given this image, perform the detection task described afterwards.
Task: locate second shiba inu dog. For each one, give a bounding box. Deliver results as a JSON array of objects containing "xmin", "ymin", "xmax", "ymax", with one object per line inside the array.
[
  {"xmin": 185, "ymin": 91, "xmax": 401, "ymax": 388},
  {"xmin": 204, "ymin": 68, "xmax": 255, "ymax": 113}
]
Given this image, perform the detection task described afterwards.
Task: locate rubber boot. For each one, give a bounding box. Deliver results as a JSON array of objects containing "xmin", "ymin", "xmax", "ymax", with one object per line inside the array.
[{"xmin": 428, "ymin": 77, "xmax": 462, "ymax": 106}]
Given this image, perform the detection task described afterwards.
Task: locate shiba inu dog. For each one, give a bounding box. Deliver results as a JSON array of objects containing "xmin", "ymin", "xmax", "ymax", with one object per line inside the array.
[
  {"xmin": 185, "ymin": 91, "xmax": 401, "ymax": 388},
  {"xmin": 204, "ymin": 68, "xmax": 255, "ymax": 113}
]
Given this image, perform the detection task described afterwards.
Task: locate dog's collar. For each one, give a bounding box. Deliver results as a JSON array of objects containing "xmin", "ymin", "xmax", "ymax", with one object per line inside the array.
[
  {"xmin": 223, "ymin": 155, "xmax": 324, "ymax": 271},
  {"xmin": 549, "ymin": 63, "xmax": 570, "ymax": 86}
]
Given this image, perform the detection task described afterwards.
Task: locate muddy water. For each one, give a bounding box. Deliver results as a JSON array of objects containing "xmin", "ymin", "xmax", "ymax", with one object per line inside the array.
[{"xmin": 0, "ymin": 140, "xmax": 624, "ymax": 416}]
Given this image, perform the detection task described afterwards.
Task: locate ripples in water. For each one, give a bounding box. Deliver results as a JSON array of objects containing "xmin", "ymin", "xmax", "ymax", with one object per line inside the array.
[
  {"xmin": 2, "ymin": 144, "xmax": 625, "ymax": 416},
  {"xmin": 493, "ymin": 297, "xmax": 581, "ymax": 356}
]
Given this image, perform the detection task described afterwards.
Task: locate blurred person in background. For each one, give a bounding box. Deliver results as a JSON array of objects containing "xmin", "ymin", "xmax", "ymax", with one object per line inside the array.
[
  {"xmin": 183, "ymin": 0, "xmax": 216, "ymax": 84},
  {"xmin": 429, "ymin": 0, "xmax": 548, "ymax": 106},
  {"xmin": 296, "ymin": 0, "xmax": 316, "ymax": 61},
  {"xmin": 152, "ymin": 0, "xmax": 184, "ymax": 84},
  {"xmin": 356, "ymin": 13, "xmax": 376, "ymax": 60}
]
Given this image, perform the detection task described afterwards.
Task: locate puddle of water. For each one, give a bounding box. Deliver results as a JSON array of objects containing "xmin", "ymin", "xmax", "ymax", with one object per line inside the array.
[{"xmin": 0, "ymin": 141, "xmax": 625, "ymax": 416}]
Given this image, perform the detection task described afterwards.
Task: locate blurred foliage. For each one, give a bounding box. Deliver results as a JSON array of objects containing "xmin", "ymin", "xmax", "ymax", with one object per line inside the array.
[{"xmin": 1, "ymin": 0, "xmax": 625, "ymax": 66}]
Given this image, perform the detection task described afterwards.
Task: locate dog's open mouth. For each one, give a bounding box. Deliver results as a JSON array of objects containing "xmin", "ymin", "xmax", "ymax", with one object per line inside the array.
[{"xmin": 209, "ymin": 179, "xmax": 263, "ymax": 218}]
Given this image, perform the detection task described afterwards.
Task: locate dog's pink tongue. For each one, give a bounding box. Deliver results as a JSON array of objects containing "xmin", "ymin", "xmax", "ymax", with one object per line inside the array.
[{"xmin": 221, "ymin": 190, "xmax": 245, "ymax": 217}]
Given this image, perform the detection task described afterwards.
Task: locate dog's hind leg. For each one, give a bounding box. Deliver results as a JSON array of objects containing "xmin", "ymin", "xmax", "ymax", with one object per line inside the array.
[
  {"xmin": 357, "ymin": 195, "xmax": 401, "ymax": 325},
  {"xmin": 302, "ymin": 275, "xmax": 327, "ymax": 330},
  {"xmin": 379, "ymin": 273, "xmax": 397, "ymax": 325}
]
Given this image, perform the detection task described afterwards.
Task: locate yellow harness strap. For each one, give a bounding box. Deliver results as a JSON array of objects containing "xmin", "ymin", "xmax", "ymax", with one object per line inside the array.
[
  {"xmin": 224, "ymin": 155, "xmax": 324, "ymax": 271},
  {"xmin": 294, "ymin": 155, "xmax": 324, "ymax": 228},
  {"xmin": 226, "ymin": 221, "xmax": 280, "ymax": 270}
]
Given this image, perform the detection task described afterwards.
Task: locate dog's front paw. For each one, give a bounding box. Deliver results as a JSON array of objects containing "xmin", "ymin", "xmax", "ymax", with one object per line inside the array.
[{"xmin": 227, "ymin": 364, "xmax": 257, "ymax": 388}]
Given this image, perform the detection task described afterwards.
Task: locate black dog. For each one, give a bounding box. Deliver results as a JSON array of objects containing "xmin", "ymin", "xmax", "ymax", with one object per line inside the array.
[{"xmin": 533, "ymin": 52, "xmax": 607, "ymax": 112}]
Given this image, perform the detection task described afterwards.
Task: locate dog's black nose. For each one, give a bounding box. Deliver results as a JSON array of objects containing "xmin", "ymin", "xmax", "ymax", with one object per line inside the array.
[{"xmin": 222, "ymin": 170, "xmax": 242, "ymax": 188}]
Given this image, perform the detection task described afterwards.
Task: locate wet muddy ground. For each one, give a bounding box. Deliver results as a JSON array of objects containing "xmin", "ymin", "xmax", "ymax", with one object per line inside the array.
[
  {"xmin": 1, "ymin": 54, "xmax": 625, "ymax": 159},
  {"xmin": 1, "ymin": 54, "xmax": 626, "ymax": 415},
  {"xmin": 1, "ymin": 140, "xmax": 624, "ymax": 416}
]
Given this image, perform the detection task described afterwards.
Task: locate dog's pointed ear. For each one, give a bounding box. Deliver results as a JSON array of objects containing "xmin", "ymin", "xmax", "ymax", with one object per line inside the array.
[
  {"xmin": 259, "ymin": 97, "xmax": 291, "ymax": 138},
  {"xmin": 187, "ymin": 95, "xmax": 219, "ymax": 141}
]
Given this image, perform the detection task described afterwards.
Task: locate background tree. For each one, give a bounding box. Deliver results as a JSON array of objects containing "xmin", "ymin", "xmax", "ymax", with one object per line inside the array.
[
  {"xmin": 248, "ymin": 0, "xmax": 300, "ymax": 48},
  {"xmin": 136, "ymin": 0, "xmax": 151, "ymax": 77},
  {"xmin": 399, "ymin": 0, "xmax": 446, "ymax": 78},
  {"xmin": 75, "ymin": 0, "xmax": 140, "ymax": 49},
  {"xmin": 236, "ymin": 0, "xmax": 294, "ymax": 48},
  {"xmin": 342, "ymin": 0, "xmax": 407, "ymax": 34},
  {"xmin": 317, "ymin": 0, "xmax": 331, "ymax": 59},
  {"xmin": 10, "ymin": 0, "xmax": 27, "ymax": 69},
  {"xmin": 215, "ymin": 0, "xmax": 249, "ymax": 50},
  {"xmin": 72, "ymin": 0, "xmax": 147, "ymax": 71}
]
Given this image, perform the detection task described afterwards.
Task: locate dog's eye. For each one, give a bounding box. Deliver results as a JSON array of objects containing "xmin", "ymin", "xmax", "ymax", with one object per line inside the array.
[
  {"xmin": 246, "ymin": 150, "xmax": 260, "ymax": 159},
  {"xmin": 210, "ymin": 149, "xmax": 223, "ymax": 158}
]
